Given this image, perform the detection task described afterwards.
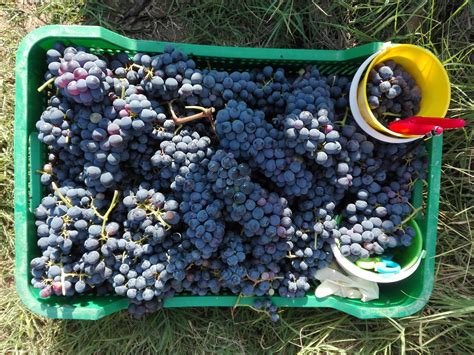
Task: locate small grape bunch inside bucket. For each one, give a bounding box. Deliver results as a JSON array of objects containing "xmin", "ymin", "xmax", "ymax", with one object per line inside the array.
[
  {"xmin": 366, "ymin": 61, "xmax": 421, "ymax": 130},
  {"xmin": 331, "ymin": 212, "xmax": 424, "ymax": 284},
  {"xmin": 349, "ymin": 44, "xmax": 461, "ymax": 143}
]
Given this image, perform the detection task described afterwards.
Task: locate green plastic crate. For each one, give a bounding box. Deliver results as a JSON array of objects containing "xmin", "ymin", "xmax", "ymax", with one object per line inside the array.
[{"xmin": 14, "ymin": 25, "xmax": 443, "ymax": 320}]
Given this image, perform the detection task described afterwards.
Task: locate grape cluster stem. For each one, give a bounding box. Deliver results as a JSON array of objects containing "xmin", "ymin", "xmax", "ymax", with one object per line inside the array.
[{"xmin": 167, "ymin": 101, "xmax": 216, "ymax": 128}]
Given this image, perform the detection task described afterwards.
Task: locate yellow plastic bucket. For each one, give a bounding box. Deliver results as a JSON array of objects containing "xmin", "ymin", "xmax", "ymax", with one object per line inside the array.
[{"xmin": 357, "ymin": 44, "xmax": 451, "ymax": 138}]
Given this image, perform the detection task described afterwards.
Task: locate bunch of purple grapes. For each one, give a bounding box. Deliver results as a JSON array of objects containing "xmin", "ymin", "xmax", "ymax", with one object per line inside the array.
[
  {"xmin": 46, "ymin": 46, "xmax": 111, "ymax": 105},
  {"xmin": 215, "ymin": 100, "xmax": 313, "ymax": 196}
]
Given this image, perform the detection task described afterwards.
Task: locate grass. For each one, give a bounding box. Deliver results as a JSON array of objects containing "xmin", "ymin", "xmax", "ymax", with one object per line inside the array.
[{"xmin": 0, "ymin": 0, "xmax": 473, "ymax": 353}]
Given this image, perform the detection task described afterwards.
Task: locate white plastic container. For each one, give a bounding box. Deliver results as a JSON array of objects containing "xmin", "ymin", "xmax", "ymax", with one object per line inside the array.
[{"xmin": 330, "ymin": 242, "xmax": 425, "ymax": 283}]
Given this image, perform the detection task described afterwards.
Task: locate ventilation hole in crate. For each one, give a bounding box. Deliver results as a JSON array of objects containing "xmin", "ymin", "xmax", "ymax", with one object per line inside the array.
[
  {"xmin": 318, "ymin": 64, "xmax": 329, "ymax": 72},
  {"xmin": 342, "ymin": 67, "xmax": 355, "ymax": 75}
]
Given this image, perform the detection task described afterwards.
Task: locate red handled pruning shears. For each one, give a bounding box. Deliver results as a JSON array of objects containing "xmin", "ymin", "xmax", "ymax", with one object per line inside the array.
[{"xmin": 388, "ymin": 116, "xmax": 465, "ymax": 136}]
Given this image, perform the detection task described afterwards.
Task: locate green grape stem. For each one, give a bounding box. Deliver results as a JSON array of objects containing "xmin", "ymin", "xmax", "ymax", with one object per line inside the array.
[
  {"xmin": 37, "ymin": 77, "xmax": 56, "ymax": 93},
  {"xmin": 51, "ymin": 182, "xmax": 73, "ymax": 208},
  {"xmin": 99, "ymin": 190, "xmax": 120, "ymax": 239},
  {"xmin": 400, "ymin": 206, "xmax": 422, "ymax": 226}
]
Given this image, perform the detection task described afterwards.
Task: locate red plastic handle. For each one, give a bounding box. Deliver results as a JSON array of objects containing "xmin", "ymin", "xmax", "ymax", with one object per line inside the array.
[
  {"xmin": 388, "ymin": 117, "xmax": 465, "ymax": 135},
  {"xmin": 388, "ymin": 121, "xmax": 442, "ymax": 135},
  {"xmin": 405, "ymin": 117, "xmax": 465, "ymax": 128}
]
